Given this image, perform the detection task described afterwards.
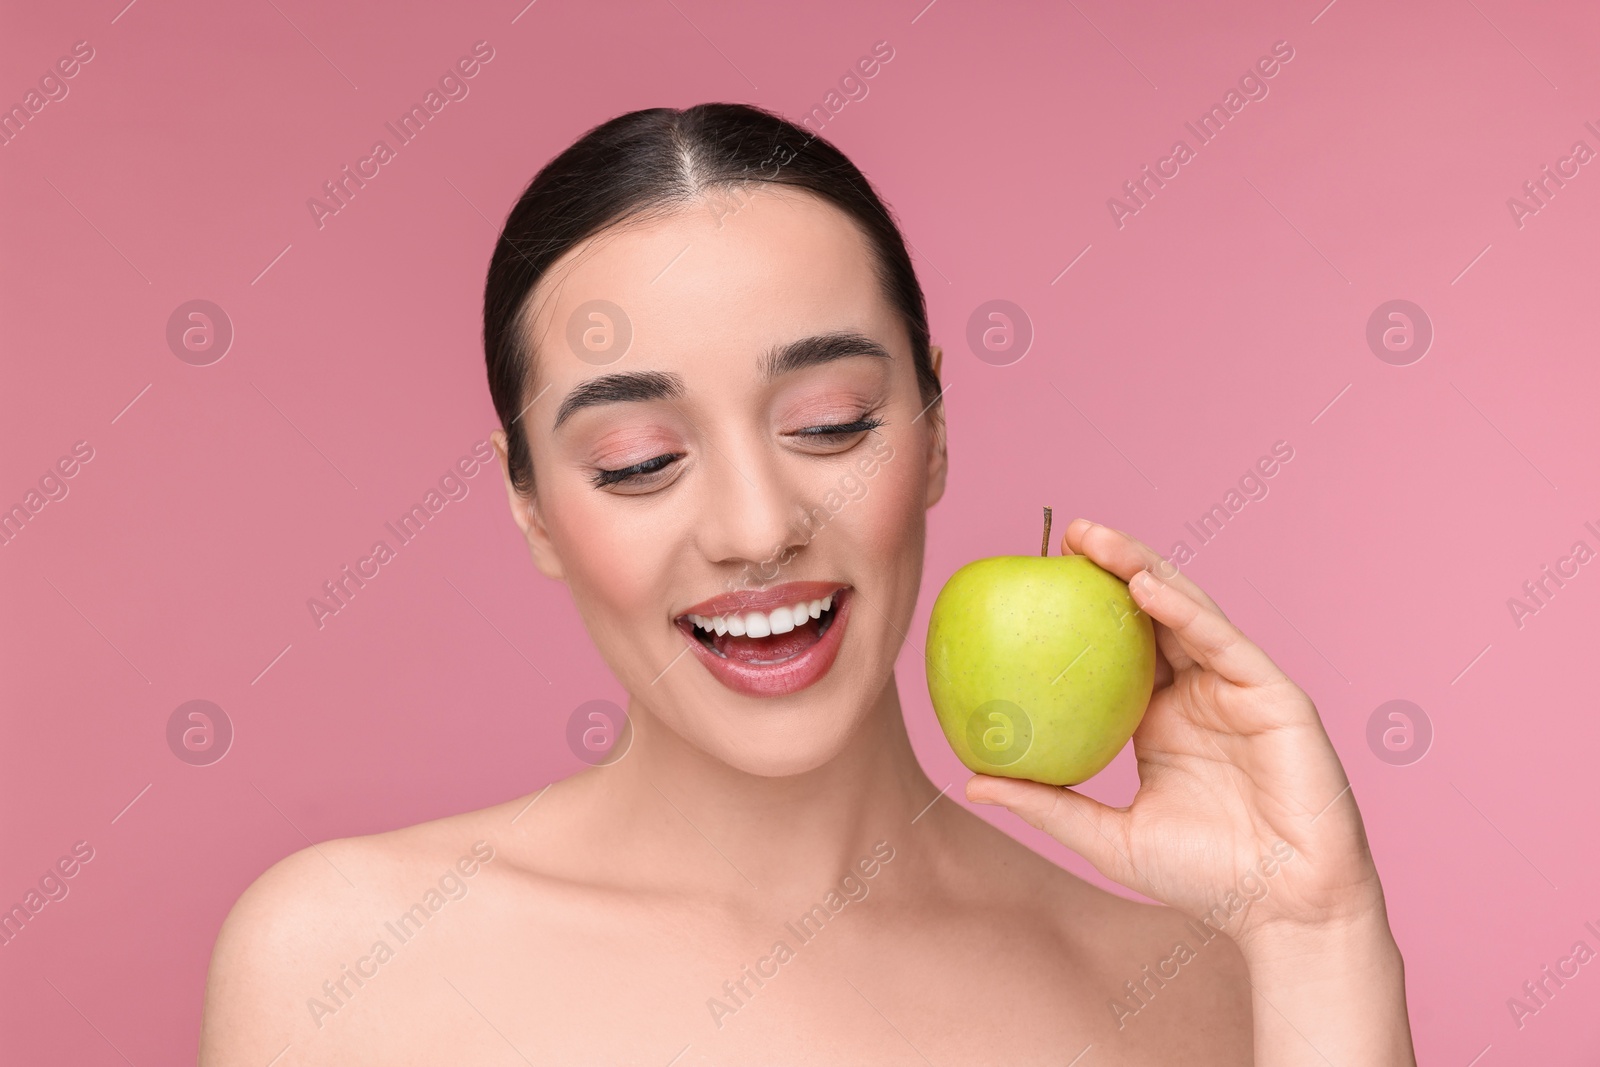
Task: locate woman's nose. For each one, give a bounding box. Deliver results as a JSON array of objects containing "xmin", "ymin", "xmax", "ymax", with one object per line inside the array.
[{"xmin": 693, "ymin": 448, "xmax": 810, "ymax": 578}]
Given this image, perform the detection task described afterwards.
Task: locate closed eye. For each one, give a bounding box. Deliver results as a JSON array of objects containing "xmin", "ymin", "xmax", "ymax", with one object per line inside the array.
[
  {"xmin": 784, "ymin": 413, "xmax": 886, "ymax": 457},
  {"xmin": 789, "ymin": 416, "xmax": 885, "ymax": 439},
  {"xmin": 591, "ymin": 453, "xmax": 682, "ymax": 489},
  {"xmin": 590, "ymin": 414, "xmax": 885, "ymax": 492}
]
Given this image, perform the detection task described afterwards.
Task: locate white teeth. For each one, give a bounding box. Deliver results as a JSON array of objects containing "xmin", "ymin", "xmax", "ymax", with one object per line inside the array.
[{"xmin": 687, "ymin": 592, "xmax": 840, "ymax": 640}]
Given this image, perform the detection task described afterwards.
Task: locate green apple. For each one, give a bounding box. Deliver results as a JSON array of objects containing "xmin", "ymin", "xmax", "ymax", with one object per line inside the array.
[{"xmin": 925, "ymin": 513, "xmax": 1157, "ymax": 786}]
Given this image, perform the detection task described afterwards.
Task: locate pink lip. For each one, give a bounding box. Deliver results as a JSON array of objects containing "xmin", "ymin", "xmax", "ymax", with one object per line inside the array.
[
  {"xmin": 676, "ymin": 580, "xmax": 847, "ymax": 621},
  {"xmin": 675, "ymin": 584, "xmax": 853, "ymax": 698}
]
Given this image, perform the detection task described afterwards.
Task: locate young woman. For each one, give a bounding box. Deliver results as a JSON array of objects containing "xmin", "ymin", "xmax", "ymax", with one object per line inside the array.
[{"xmin": 200, "ymin": 104, "xmax": 1416, "ymax": 1065}]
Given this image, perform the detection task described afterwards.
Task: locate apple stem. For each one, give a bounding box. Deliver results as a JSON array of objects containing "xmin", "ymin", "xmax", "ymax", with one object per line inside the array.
[{"xmin": 1041, "ymin": 506, "xmax": 1053, "ymax": 556}]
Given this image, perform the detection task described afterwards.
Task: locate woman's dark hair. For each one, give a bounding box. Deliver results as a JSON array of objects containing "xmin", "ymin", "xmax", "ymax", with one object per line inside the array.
[{"xmin": 483, "ymin": 102, "xmax": 941, "ymax": 497}]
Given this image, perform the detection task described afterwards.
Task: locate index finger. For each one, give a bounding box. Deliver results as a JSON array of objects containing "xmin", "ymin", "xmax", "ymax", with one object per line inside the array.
[
  {"xmin": 1129, "ymin": 566, "xmax": 1286, "ymax": 689},
  {"xmin": 1062, "ymin": 519, "xmax": 1230, "ymax": 620}
]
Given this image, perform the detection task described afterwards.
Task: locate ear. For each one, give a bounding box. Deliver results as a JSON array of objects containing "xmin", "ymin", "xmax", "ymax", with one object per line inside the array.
[
  {"xmin": 491, "ymin": 429, "xmax": 565, "ymax": 581},
  {"xmin": 923, "ymin": 344, "xmax": 949, "ymax": 509}
]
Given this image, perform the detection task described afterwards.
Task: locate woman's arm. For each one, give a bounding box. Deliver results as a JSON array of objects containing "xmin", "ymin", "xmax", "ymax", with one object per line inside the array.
[
  {"xmin": 1239, "ymin": 910, "xmax": 1414, "ymax": 1065},
  {"xmin": 966, "ymin": 518, "xmax": 1416, "ymax": 1065}
]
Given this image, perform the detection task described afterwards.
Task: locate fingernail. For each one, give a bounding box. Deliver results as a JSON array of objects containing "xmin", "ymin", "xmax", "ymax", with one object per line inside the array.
[{"xmin": 1132, "ymin": 570, "xmax": 1156, "ymax": 594}]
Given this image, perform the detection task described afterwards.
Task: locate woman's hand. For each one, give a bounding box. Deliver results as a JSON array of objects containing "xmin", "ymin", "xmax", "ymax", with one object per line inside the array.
[
  {"xmin": 964, "ymin": 519, "xmax": 1415, "ymax": 1064},
  {"xmin": 964, "ymin": 518, "xmax": 1375, "ymax": 943}
]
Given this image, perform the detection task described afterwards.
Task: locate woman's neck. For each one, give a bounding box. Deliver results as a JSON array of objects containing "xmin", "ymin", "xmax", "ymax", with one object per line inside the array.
[{"xmin": 573, "ymin": 677, "xmax": 943, "ymax": 900}]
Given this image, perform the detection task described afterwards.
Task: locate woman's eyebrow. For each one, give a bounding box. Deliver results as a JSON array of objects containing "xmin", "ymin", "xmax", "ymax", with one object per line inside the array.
[
  {"xmin": 550, "ymin": 333, "xmax": 888, "ymax": 430},
  {"xmin": 553, "ymin": 369, "xmax": 685, "ymax": 429},
  {"xmin": 759, "ymin": 331, "xmax": 891, "ymax": 381}
]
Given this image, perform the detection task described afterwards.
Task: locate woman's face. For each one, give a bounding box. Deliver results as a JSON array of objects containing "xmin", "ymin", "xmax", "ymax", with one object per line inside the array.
[{"xmin": 496, "ymin": 186, "xmax": 946, "ymax": 777}]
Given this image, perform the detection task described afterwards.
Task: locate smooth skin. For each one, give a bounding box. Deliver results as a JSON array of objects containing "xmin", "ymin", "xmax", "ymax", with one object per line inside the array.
[{"xmin": 199, "ymin": 185, "xmax": 1413, "ymax": 1065}]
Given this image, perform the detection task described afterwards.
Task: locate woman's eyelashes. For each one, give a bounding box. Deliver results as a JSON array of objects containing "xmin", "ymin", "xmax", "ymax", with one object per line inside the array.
[
  {"xmin": 785, "ymin": 414, "xmax": 885, "ymax": 449},
  {"xmin": 790, "ymin": 413, "xmax": 885, "ymax": 437},
  {"xmin": 590, "ymin": 452, "xmax": 683, "ymax": 490},
  {"xmin": 588, "ymin": 411, "xmax": 886, "ymax": 491}
]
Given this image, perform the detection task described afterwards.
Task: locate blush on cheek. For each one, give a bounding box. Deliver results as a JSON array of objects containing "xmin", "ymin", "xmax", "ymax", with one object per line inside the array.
[
  {"xmin": 555, "ymin": 505, "xmax": 674, "ymax": 688},
  {"xmin": 543, "ymin": 464, "xmax": 695, "ymax": 651},
  {"xmin": 553, "ymin": 505, "xmax": 655, "ymax": 611},
  {"xmin": 831, "ymin": 445, "xmax": 929, "ymax": 677},
  {"xmin": 851, "ymin": 439, "xmax": 927, "ymax": 570}
]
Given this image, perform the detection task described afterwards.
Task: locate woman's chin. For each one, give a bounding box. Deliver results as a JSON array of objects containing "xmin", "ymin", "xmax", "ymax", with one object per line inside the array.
[{"xmin": 679, "ymin": 713, "xmax": 868, "ymax": 779}]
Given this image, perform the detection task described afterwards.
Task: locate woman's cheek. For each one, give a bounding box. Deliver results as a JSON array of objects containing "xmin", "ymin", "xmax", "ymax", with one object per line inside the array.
[
  {"xmin": 856, "ymin": 438, "xmax": 924, "ymax": 562},
  {"xmin": 553, "ymin": 494, "xmax": 663, "ymax": 615}
]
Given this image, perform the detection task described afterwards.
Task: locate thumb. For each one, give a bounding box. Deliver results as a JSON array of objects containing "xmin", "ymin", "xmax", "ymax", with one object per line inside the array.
[{"xmin": 965, "ymin": 775, "xmax": 1139, "ymax": 886}]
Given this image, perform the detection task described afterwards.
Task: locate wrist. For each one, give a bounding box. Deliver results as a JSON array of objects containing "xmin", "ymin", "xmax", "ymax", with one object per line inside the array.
[
  {"xmin": 1238, "ymin": 912, "xmax": 1415, "ymax": 1066},
  {"xmin": 1239, "ymin": 907, "xmax": 1401, "ymax": 970}
]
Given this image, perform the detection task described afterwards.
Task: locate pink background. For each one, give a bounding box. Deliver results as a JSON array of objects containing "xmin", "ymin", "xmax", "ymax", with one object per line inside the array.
[{"xmin": 4, "ymin": 0, "xmax": 1598, "ymax": 1061}]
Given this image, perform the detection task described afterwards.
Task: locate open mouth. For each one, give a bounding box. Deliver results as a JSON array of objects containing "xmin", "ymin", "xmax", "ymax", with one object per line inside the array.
[
  {"xmin": 679, "ymin": 590, "xmax": 844, "ymax": 665},
  {"xmin": 672, "ymin": 583, "xmax": 853, "ymax": 697}
]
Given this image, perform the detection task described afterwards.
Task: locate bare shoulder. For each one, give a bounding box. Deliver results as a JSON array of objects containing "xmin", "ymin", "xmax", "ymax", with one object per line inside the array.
[
  {"xmin": 198, "ymin": 800, "xmax": 511, "ymax": 1065},
  {"xmin": 939, "ymin": 801, "xmax": 1253, "ymax": 1061},
  {"xmin": 1061, "ymin": 879, "xmax": 1254, "ymax": 1056}
]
